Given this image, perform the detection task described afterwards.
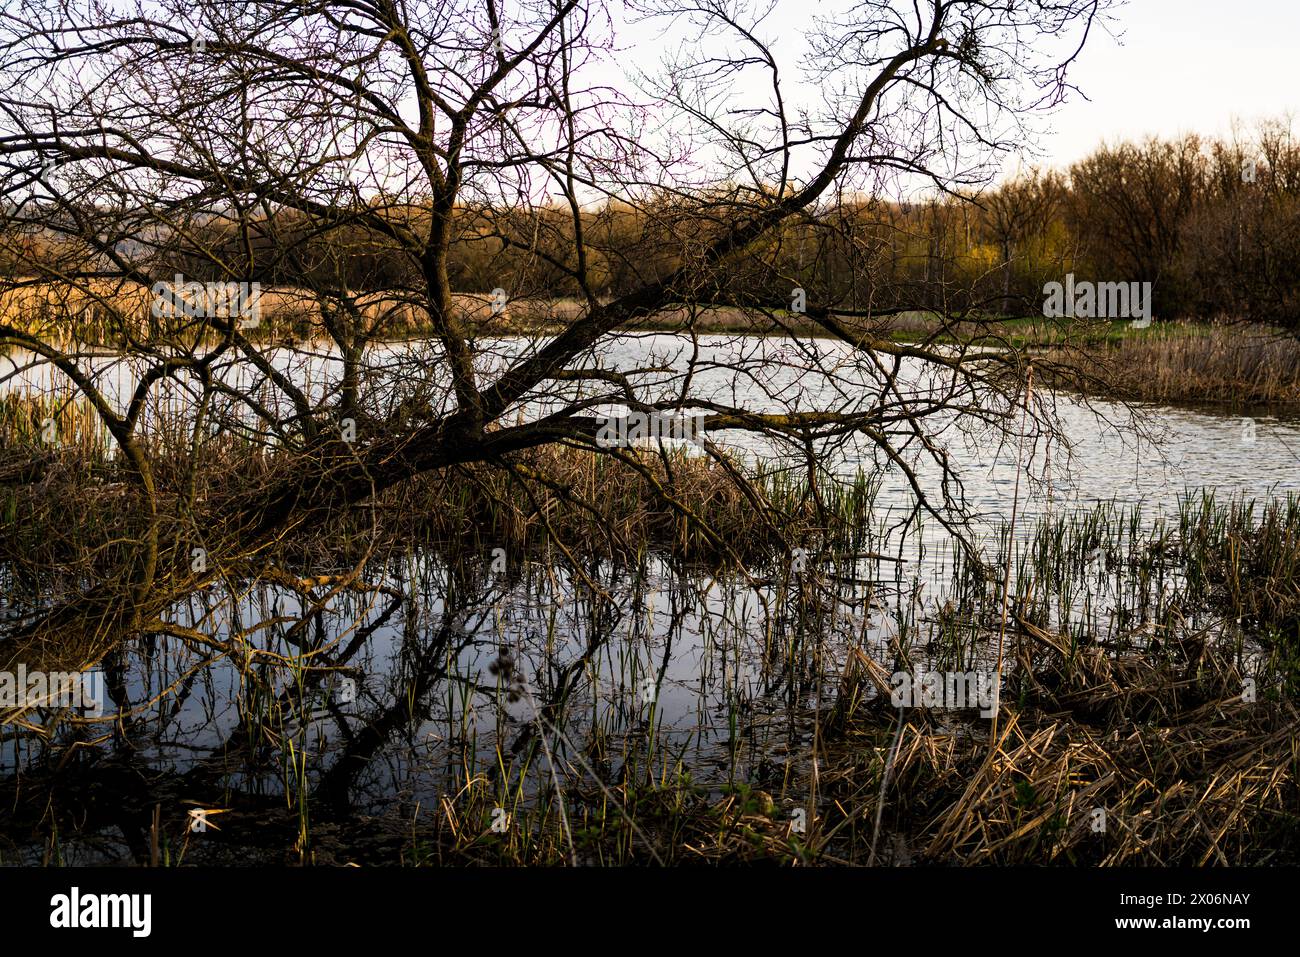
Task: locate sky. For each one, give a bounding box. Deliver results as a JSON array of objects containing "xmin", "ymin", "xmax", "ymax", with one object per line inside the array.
[
  {"xmin": 603, "ymin": 0, "xmax": 1300, "ymax": 185},
  {"xmin": 1037, "ymin": 0, "xmax": 1300, "ymax": 170},
  {"xmin": 18, "ymin": 0, "xmax": 1298, "ymax": 203}
]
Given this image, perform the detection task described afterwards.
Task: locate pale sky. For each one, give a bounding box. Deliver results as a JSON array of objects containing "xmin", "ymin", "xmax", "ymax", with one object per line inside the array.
[
  {"xmin": 1037, "ymin": 0, "xmax": 1300, "ymax": 171},
  {"xmin": 604, "ymin": 0, "xmax": 1300, "ymax": 186}
]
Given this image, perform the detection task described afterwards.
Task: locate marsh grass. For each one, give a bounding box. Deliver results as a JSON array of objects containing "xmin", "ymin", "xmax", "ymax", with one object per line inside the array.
[
  {"xmin": 1, "ymin": 384, "xmax": 1298, "ymax": 865},
  {"xmin": 1042, "ymin": 324, "xmax": 1300, "ymax": 407},
  {"xmin": 274, "ymin": 492, "xmax": 1299, "ymax": 865}
]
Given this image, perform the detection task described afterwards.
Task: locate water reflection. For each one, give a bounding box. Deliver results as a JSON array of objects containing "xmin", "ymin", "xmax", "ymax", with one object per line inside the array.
[{"xmin": 2, "ymin": 335, "xmax": 1297, "ymax": 862}]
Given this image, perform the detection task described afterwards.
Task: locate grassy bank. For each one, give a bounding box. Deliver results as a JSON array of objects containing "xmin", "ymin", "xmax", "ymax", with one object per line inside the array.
[
  {"xmin": 8, "ymin": 277, "xmax": 1298, "ymax": 412},
  {"xmin": 1038, "ymin": 325, "xmax": 1300, "ymax": 408},
  {"xmin": 0, "ymin": 393, "xmax": 878, "ymax": 584}
]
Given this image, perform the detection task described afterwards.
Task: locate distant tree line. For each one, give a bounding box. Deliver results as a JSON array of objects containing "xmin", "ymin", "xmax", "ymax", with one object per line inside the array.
[{"xmin": 6, "ymin": 120, "xmax": 1298, "ymax": 326}]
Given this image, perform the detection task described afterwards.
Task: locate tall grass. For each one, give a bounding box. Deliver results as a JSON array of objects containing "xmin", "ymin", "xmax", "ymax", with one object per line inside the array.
[
  {"xmin": 1045, "ymin": 324, "xmax": 1300, "ymax": 407},
  {"xmin": 3, "ymin": 384, "xmax": 1299, "ymax": 865}
]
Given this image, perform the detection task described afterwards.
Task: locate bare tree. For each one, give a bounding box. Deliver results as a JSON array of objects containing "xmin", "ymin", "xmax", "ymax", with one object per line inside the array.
[
  {"xmin": 982, "ymin": 168, "xmax": 1066, "ymax": 314},
  {"xmin": 0, "ymin": 0, "xmax": 1112, "ymax": 679},
  {"xmin": 1067, "ymin": 134, "xmax": 1206, "ymax": 315}
]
